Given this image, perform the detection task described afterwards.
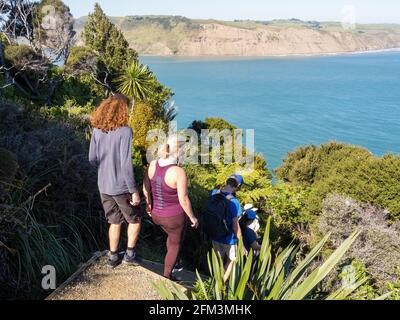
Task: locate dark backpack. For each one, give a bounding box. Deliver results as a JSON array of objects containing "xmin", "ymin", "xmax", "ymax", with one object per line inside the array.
[{"xmin": 202, "ymin": 192, "xmax": 232, "ymax": 239}]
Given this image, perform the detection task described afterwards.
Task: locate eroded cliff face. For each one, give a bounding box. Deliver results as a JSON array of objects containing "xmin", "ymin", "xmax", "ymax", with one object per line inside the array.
[
  {"xmin": 74, "ymin": 17, "xmax": 400, "ymax": 56},
  {"xmin": 175, "ymin": 24, "xmax": 400, "ymax": 56}
]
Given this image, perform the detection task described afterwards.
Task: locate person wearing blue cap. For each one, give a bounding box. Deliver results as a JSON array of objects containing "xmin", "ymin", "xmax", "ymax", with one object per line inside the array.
[
  {"xmin": 239, "ymin": 207, "xmax": 261, "ymax": 254},
  {"xmin": 209, "ymin": 174, "xmax": 244, "ymax": 282}
]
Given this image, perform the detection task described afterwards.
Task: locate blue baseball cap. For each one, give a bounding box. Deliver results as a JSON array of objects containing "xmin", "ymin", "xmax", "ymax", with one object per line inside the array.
[
  {"xmin": 246, "ymin": 209, "xmax": 258, "ymax": 220},
  {"xmin": 230, "ymin": 174, "xmax": 244, "ymax": 187}
]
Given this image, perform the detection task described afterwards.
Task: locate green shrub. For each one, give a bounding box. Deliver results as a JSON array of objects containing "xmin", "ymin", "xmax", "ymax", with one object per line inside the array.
[
  {"xmin": 267, "ymin": 183, "xmax": 311, "ymax": 233},
  {"xmin": 4, "ymin": 44, "xmax": 42, "ymax": 67},
  {"xmin": 306, "ymin": 154, "xmax": 400, "ymax": 219},
  {"xmin": 65, "ymin": 46, "xmax": 97, "ymax": 73},
  {"xmin": 3, "ymin": 44, "xmax": 53, "ymax": 100},
  {"xmin": 129, "ymin": 101, "xmax": 163, "ymax": 149},
  {"xmin": 275, "ymin": 141, "xmax": 371, "ymax": 186},
  {"xmin": 189, "ymin": 118, "xmax": 237, "ymax": 134},
  {"xmin": 276, "ymin": 142, "xmax": 400, "ymax": 220},
  {"xmin": 52, "ymin": 74, "xmax": 102, "ymax": 107},
  {"xmin": 205, "ymin": 117, "xmax": 237, "ymax": 131}
]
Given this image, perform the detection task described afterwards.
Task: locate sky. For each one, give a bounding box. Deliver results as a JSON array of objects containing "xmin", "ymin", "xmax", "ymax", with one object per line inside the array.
[{"xmin": 62, "ymin": 0, "xmax": 400, "ymax": 24}]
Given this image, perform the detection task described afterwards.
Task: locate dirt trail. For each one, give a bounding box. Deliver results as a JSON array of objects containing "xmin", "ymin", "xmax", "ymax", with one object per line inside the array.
[{"xmin": 48, "ymin": 252, "xmax": 198, "ymax": 300}]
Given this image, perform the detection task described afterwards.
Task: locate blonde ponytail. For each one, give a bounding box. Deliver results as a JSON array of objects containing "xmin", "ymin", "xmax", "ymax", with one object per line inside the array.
[
  {"xmin": 157, "ymin": 133, "xmax": 186, "ymax": 160},
  {"xmin": 158, "ymin": 142, "xmax": 170, "ymax": 159}
]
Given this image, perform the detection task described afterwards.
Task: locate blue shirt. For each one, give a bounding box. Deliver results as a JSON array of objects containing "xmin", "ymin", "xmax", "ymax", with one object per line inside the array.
[
  {"xmin": 211, "ymin": 189, "xmax": 242, "ymax": 245},
  {"xmin": 243, "ymin": 227, "xmax": 258, "ymax": 252}
]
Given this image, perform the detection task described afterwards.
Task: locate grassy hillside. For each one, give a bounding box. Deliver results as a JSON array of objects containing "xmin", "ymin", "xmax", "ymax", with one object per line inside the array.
[{"xmin": 75, "ymin": 15, "xmax": 201, "ymax": 54}]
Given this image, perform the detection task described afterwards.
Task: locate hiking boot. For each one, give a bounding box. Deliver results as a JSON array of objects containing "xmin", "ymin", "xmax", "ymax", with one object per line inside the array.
[
  {"xmin": 107, "ymin": 254, "xmax": 120, "ymax": 269},
  {"xmin": 172, "ymin": 260, "xmax": 184, "ymax": 273},
  {"xmin": 122, "ymin": 249, "xmax": 140, "ymax": 266}
]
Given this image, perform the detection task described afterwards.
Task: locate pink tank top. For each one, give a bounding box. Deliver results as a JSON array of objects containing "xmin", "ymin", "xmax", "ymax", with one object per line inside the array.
[{"xmin": 150, "ymin": 161, "xmax": 184, "ymax": 217}]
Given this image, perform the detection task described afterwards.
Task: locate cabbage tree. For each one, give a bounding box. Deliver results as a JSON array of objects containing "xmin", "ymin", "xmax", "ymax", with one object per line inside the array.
[{"xmin": 116, "ymin": 61, "xmax": 155, "ymax": 101}]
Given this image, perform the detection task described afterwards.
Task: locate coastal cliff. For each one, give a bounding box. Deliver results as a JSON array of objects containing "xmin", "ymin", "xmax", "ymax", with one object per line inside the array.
[{"xmin": 74, "ymin": 16, "xmax": 400, "ymax": 56}]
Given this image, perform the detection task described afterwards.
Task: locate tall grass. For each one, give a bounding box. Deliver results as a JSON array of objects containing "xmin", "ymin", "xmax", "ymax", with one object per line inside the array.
[
  {"xmin": 14, "ymin": 212, "xmax": 100, "ymax": 296},
  {"xmin": 1, "ymin": 169, "xmax": 103, "ymax": 298}
]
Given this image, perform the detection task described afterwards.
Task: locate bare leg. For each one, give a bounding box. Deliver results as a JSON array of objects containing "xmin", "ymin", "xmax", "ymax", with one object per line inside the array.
[
  {"xmin": 109, "ymin": 224, "xmax": 121, "ymax": 252},
  {"xmin": 127, "ymin": 222, "xmax": 141, "ymax": 249}
]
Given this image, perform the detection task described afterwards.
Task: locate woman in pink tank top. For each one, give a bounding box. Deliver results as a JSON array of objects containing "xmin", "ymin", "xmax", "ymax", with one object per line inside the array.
[
  {"xmin": 150, "ymin": 161, "xmax": 185, "ymax": 217},
  {"xmin": 143, "ymin": 134, "xmax": 199, "ymax": 280}
]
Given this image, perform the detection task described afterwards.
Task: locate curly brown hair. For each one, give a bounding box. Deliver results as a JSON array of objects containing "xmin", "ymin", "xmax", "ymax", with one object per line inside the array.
[{"xmin": 90, "ymin": 94, "xmax": 130, "ymax": 132}]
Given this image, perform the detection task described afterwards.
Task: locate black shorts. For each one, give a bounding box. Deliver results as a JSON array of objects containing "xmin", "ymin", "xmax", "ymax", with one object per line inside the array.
[{"xmin": 100, "ymin": 194, "xmax": 141, "ymax": 225}]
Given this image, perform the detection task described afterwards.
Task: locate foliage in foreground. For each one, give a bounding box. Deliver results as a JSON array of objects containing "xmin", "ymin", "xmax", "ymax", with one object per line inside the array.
[
  {"xmin": 0, "ymin": 101, "xmax": 105, "ymax": 299},
  {"xmin": 336, "ymin": 260, "xmax": 400, "ymax": 300},
  {"xmin": 154, "ymin": 217, "xmax": 370, "ymax": 300}
]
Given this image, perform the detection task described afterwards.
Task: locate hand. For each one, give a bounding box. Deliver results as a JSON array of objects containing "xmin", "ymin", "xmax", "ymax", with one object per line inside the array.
[
  {"xmin": 146, "ymin": 203, "xmax": 152, "ymax": 217},
  {"xmin": 130, "ymin": 192, "xmax": 141, "ymax": 206},
  {"xmin": 189, "ymin": 216, "xmax": 199, "ymax": 229}
]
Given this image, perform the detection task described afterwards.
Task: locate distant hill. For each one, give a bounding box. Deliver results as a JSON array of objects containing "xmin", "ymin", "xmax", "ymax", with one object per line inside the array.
[{"xmin": 74, "ymin": 16, "xmax": 400, "ymax": 56}]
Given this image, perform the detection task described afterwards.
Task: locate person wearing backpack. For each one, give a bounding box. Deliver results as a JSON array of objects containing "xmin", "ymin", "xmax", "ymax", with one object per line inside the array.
[{"xmin": 203, "ymin": 174, "xmax": 244, "ymax": 282}]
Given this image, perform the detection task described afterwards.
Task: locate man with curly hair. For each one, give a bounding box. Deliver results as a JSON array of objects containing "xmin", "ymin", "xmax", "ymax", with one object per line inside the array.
[{"xmin": 89, "ymin": 94, "xmax": 141, "ymax": 268}]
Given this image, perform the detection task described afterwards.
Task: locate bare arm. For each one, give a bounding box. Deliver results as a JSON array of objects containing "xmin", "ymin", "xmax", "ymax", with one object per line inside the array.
[
  {"xmin": 232, "ymin": 218, "xmax": 242, "ymax": 241},
  {"xmin": 176, "ymin": 168, "xmax": 198, "ymax": 228},
  {"xmin": 143, "ymin": 165, "xmax": 152, "ymax": 215}
]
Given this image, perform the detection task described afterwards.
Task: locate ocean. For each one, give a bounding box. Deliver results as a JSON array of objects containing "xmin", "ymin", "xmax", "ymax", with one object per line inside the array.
[{"xmin": 141, "ymin": 52, "xmax": 400, "ymax": 170}]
